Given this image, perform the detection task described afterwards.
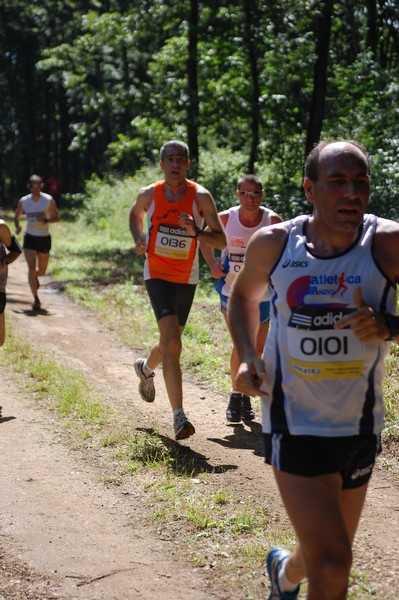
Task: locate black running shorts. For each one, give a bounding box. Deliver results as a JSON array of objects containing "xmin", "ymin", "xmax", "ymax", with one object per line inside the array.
[
  {"xmin": 0, "ymin": 291, "xmax": 5, "ymax": 313},
  {"xmin": 23, "ymin": 233, "xmax": 51, "ymax": 253},
  {"xmin": 145, "ymin": 278, "xmax": 196, "ymax": 326},
  {"xmin": 263, "ymin": 433, "xmax": 380, "ymax": 489}
]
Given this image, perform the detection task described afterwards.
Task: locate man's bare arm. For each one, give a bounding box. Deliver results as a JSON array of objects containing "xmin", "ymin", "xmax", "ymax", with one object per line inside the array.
[
  {"xmin": 180, "ymin": 187, "xmax": 226, "ymax": 249},
  {"xmin": 334, "ymin": 218, "xmax": 399, "ymax": 342},
  {"xmin": 200, "ymin": 212, "xmax": 228, "ymax": 277},
  {"xmin": 0, "ymin": 221, "xmax": 22, "ymax": 268},
  {"xmin": 45, "ymin": 199, "xmax": 60, "ymax": 223},
  {"xmin": 14, "ymin": 200, "xmax": 23, "ymax": 234},
  {"xmin": 129, "ymin": 186, "xmax": 154, "ymax": 254},
  {"xmin": 228, "ymin": 224, "xmax": 288, "ymax": 395}
]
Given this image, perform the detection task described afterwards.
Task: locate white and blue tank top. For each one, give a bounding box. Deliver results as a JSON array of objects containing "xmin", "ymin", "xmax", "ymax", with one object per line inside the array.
[{"xmin": 262, "ymin": 214, "xmax": 396, "ymax": 437}]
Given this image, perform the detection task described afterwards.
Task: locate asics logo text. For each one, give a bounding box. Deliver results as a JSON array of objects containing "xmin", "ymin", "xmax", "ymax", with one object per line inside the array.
[{"xmin": 282, "ymin": 259, "xmax": 308, "ymax": 268}]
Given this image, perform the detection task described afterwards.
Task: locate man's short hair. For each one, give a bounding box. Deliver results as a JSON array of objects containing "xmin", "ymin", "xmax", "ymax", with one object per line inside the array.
[
  {"xmin": 28, "ymin": 174, "xmax": 43, "ymax": 184},
  {"xmin": 160, "ymin": 141, "xmax": 189, "ymax": 161},
  {"xmin": 304, "ymin": 140, "xmax": 370, "ymax": 181},
  {"xmin": 237, "ymin": 174, "xmax": 263, "ymax": 190}
]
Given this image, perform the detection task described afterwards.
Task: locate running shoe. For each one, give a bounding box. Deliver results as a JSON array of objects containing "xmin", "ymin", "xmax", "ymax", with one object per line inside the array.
[
  {"xmin": 134, "ymin": 358, "xmax": 155, "ymax": 402},
  {"xmin": 266, "ymin": 547, "xmax": 300, "ymax": 599},
  {"xmin": 226, "ymin": 392, "xmax": 242, "ymax": 422},
  {"xmin": 241, "ymin": 395, "xmax": 255, "ymax": 421},
  {"xmin": 32, "ymin": 297, "xmax": 41, "ymax": 311},
  {"xmin": 174, "ymin": 413, "xmax": 195, "ymax": 441}
]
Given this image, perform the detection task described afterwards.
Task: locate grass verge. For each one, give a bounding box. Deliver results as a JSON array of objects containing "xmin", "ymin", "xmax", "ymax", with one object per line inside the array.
[
  {"xmin": 49, "ymin": 216, "xmax": 399, "ymax": 466},
  {"xmin": 0, "ymin": 317, "xmax": 383, "ymax": 598},
  {"xmin": 0, "ymin": 319, "xmax": 290, "ymax": 599}
]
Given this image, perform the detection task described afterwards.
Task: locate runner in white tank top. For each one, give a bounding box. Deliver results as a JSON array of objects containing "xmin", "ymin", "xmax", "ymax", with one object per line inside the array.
[
  {"xmin": 14, "ymin": 174, "xmax": 59, "ymax": 311},
  {"xmin": 228, "ymin": 141, "xmax": 399, "ymax": 599},
  {"xmin": 201, "ymin": 174, "xmax": 282, "ymax": 424}
]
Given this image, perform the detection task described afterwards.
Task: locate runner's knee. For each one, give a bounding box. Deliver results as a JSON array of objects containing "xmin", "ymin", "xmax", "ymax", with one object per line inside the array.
[
  {"xmin": 161, "ymin": 334, "xmax": 182, "ymax": 358},
  {"xmin": 306, "ymin": 544, "xmax": 352, "ymax": 591}
]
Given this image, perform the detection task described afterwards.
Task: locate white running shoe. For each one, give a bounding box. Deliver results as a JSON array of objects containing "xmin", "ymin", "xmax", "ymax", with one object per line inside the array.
[{"xmin": 134, "ymin": 358, "xmax": 155, "ymax": 402}]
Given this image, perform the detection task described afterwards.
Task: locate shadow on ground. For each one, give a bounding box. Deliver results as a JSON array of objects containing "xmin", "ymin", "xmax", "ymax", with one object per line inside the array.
[{"xmin": 137, "ymin": 427, "xmax": 238, "ymax": 476}]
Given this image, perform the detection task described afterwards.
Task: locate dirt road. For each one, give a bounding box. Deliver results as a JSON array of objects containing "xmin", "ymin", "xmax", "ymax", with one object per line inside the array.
[{"xmin": 0, "ymin": 258, "xmax": 398, "ymax": 598}]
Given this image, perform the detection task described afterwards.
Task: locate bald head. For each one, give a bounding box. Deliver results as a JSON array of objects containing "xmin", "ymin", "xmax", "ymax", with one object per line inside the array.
[{"xmin": 305, "ymin": 140, "xmax": 370, "ymax": 181}]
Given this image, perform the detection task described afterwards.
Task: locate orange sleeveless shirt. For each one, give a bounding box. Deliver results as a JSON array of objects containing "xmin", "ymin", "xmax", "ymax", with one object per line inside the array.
[{"xmin": 144, "ymin": 180, "xmax": 203, "ymax": 284}]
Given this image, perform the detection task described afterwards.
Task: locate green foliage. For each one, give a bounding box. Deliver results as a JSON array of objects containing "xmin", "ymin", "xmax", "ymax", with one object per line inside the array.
[
  {"xmin": 2, "ymin": 0, "xmax": 399, "ymax": 216},
  {"xmin": 322, "ymin": 49, "xmax": 399, "ymax": 217},
  {"xmin": 72, "ymin": 164, "xmax": 159, "ymax": 236},
  {"xmin": 197, "ymin": 146, "xmax": 247, "ymax": 211}
]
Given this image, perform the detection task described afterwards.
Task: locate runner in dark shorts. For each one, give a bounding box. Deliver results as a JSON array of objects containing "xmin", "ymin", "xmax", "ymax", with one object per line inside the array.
[
  {"xmin": 129, "ymin": 140, "xmax": 226, "ymax": 441},
  {"xmin": 14, "ymin": 174, "xmax": 59, "ymax": 310},
  {"xmin": 145, "ymin": 279, "xmax": 196, "ymax": 326},
  {"xmin": 263, "ymin": 433, "xmax": 379, "ymax": 489},
  {"xmin": 23, "ymin": 233, "xmax": 51, "ymax": 254}
]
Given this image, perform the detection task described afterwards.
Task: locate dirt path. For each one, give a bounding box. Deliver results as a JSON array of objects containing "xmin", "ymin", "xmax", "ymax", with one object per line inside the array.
[{"xmin": 1, "ymin": 259, "xmax": 398, "ymax": 598}]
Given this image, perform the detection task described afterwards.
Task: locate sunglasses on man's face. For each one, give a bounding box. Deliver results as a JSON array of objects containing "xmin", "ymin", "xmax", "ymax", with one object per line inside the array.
[
  {"xmin": 237, "ymin": 189, "xmax": 263, "ymax": 198},
  {"xmin": 29, "ymin": 182, "xmax": 41, "ymax": 187}
]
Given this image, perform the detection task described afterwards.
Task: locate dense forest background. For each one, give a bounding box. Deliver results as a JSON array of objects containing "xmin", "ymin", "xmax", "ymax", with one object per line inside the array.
[{"xmin": 1, "ymin": 0, "xmax": 399, "ymax": 217}]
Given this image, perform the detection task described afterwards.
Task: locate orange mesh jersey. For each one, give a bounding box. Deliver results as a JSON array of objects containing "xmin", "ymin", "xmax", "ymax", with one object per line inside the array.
[{"xmin": 143, "ymin": 180, "xmax": 203, "ymax": 284}]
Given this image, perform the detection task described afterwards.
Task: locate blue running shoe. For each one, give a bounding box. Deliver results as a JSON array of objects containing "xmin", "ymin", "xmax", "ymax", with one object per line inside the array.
[{"xmin": 266, "ymin": 547, "xmax": 300, "ymax": 599}]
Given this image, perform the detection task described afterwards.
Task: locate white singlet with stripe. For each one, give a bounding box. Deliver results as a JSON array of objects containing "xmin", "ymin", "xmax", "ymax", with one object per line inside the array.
[
  {"xmin": 218, "ymin": 206, "xmax": 274, "ymax": 298},
  {"xmin": 20, "ymin": 193, "xmax": 52, "ymax": 237},
  {"xmin": 262, "ymin": 214, "xmax": 396, "ymax": 437}
]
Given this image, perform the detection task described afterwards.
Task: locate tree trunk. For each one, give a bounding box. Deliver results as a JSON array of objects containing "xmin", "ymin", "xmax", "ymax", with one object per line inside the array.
[
  {"xmin": 366, "ymin": 0, "xmax": 378, "ymax": 56},
  {"xmin": 243, "ymin": 0, "xmax": 260, "ymax": 173},
  {"xmin": 305, "ymin": 0, "xmax": 333, "ymax": 157},
  {"xmin": 187, "ymin": 0, "xmax": 199, "ymax": 178}
]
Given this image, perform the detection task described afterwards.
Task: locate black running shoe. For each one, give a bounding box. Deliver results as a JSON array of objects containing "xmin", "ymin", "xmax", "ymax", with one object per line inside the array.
[
  {"xmin": 226, "ymin": 393, "xmax": 242, "ymax": 422},
  {"xmin": 32, "ymin": 297, "xmax": 41, "ymax": 311},
  {"xmin": 241, "ymin": 395, "xmax": 255, "ymax": 421}
]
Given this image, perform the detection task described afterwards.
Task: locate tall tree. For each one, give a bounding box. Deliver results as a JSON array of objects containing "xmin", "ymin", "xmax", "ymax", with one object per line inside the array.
[
  {"xmin": 187, "ymin": 0, "xmax": 199, "ymax": 176},
  {"xmin": 366, "ymin": 0, "xmax": 378, "ymax": 55},
  {"xmin": 305, "ymin": 0, "xmax": 333, "ymax": 156},
  {"xmin": 243, "ymin": 0, "xmax": 260, "ymax": 173}
]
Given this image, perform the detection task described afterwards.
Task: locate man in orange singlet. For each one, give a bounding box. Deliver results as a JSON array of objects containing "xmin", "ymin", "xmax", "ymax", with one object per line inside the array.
[{"xmin": 129, "ymin": 140, "xmax": 226, "ymax": 441}]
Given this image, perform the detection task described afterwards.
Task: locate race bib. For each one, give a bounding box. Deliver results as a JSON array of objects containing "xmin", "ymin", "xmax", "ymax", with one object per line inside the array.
[
  {"xmin": 226, "ymin": 252, "xmax": 245, "ymax": 284},
  {"xmin": 287, "ymin": 307, "xmax": 365, "ymax": 380},
  {"xmin": 27, "ymin": 211, "xmax": 46, "ymax": 224},
  {"xmin": 154, "ymin": 224, "xmax": 193, "ymax": 260}
]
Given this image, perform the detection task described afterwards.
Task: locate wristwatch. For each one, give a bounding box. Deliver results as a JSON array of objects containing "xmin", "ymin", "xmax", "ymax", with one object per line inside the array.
[
  {"xmin": 383, "ymin": 313, "xmax": 399, "ymax": 341},
  {"xmin": 192, "ymin": 225, "xmax": 203, "ymax": 238}
]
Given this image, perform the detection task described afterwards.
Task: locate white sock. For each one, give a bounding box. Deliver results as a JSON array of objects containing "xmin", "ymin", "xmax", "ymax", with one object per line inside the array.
[
  {"xmin": 173, "ymin": 408, "xmax": 185, "ymax": 418},
  {"xmin": 278, "ymin": 558, "xmax": 299, "ymax": 592},
  {"xmin": 142, "ymin": 359, "xmax": 154, "ymax": 377}
]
